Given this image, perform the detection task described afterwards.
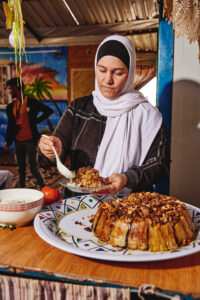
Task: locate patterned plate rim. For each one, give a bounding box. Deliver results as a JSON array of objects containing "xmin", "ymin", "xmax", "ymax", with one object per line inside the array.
[{"xmin": 34, "ymin": 195, "xmax": 200, "ymax": 262}]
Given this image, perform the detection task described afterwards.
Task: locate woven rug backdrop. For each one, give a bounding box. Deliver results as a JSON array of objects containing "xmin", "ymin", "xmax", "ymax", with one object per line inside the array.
[
  {"xmin": 11, "ymin": 164, "xmax": 64, "ymax": 191},
  {"xmin": 0, "ymin": 148, "xmax": 63, "ymax": 191}
]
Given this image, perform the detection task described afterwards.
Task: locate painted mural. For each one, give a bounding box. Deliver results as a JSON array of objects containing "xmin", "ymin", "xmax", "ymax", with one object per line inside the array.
[{"xmin": 0, "ymin": 46, "xmax": 68, "ymax": 148}]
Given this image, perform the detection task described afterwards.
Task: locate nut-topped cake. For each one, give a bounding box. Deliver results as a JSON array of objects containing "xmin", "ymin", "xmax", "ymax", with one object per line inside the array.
[{"xmin": 92, "ymin": 192, "xmax": 196, "ymax": 252}]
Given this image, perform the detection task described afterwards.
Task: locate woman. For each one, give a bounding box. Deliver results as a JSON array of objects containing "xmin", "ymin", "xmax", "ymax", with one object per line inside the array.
[{"xmin": 39, "ymin": 35, "xmax": 170, "ymax": 196}]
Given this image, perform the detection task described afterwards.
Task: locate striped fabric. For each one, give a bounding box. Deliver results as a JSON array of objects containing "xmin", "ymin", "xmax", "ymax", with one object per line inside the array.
[{"xmin": 0, "ymin": 275, "xmax": 130, "ymax": 300}]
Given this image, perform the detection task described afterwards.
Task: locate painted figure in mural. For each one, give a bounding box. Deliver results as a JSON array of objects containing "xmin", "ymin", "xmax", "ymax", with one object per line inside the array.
[
  {"xmin": 39, "ymin": 35, "xmax": 170, "ymax": 197},
  {"xmin": 4, "ymin": 77, "xmax": 53, "ymax": 188}
]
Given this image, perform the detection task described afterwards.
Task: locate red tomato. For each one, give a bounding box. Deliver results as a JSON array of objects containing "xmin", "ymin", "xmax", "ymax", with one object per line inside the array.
[
  {"xmin": 41, "ymin": 186, "xmax": 60, "ymax": 203},
  {"xmin": 53, "ymin": 189, "xmax": 60, "ymax": 200}
]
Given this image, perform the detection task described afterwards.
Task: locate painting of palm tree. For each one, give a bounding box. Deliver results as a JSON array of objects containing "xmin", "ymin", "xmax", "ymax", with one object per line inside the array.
[{"xmin": 24, "ymin": 76, "xmax": 62, "ymax": 132}]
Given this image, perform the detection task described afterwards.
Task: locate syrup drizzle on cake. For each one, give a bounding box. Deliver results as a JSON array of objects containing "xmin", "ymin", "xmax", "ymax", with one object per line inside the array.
[{"xmin": 92, "ymin": 192, "xmax": 196, "ymax": 252}]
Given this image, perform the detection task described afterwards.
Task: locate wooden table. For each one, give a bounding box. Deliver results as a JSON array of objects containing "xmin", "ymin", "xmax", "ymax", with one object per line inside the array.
[{"xmin": 0, "ymin": 219, "xmax": 199, "ymax": 299}]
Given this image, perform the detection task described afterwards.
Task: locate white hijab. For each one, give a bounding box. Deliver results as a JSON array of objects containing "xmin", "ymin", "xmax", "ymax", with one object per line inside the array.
[{"xmin": 93, "ymin": 35, "xmax": 162, "ymax": 178}]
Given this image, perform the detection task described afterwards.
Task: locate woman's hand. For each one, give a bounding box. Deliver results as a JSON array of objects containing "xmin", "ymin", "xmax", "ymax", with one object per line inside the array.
[
  {"xmin": 39, "ymin": 135, "xmax": 62, "ymax": 159},
  {"xmin": 93, "ymin": 173, "xmax": 127, "ymax": 195},
  {"xmin": 3, "ymin": 142, "xmax": 9, "ymax": 151}
]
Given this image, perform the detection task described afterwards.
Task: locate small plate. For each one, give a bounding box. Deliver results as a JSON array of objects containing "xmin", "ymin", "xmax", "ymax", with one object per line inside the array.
[{"xmin": 59, "ymin": 180, "xmax": 105, "ymax": 193}]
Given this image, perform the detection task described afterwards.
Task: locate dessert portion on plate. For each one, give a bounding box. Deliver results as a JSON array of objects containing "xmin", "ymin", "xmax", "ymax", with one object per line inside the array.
[
  {"xmin": 71, "ymin": 166, "xmax": 103, "ymax": 188},
  {"xmin": 60, "ymin": 166, "xmax": 104, "ymax": 193},
  {"xmin": 91, "ymin": 192, "xmax": 196, "ymax": 252}
]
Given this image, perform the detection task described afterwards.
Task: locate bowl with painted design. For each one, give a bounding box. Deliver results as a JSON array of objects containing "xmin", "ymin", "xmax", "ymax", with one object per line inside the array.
[{"xmin": 0, "ymin": 188, "xmax": 44, "ymax": 226}]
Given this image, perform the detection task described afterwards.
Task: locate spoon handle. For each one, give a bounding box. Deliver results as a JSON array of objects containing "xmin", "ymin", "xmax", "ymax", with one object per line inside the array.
[
  {"xmin": 51, "ymin": 144, "xmax": 60, "ymax": 162},
  {"xmin": 41, "ymin": 134, "xmax": 75, "ymax": 179}
]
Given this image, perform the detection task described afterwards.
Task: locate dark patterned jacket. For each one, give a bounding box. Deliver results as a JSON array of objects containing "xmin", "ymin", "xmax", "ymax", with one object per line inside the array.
[
  {"xmin": 54, "ymin": 94, "xmax": 170, "ymax": 193},
  {"xmin": 5, "ymin": 97, "xmax": 53, "ymax": 146}
]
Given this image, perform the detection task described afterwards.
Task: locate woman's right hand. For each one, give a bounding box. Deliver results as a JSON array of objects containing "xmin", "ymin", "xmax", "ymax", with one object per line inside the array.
[
  {"xmin": 3, "ymin": 142, "xmax": 9, "ymax": 151},
  {"xmin": 39, "ymin": 135, "xmax": 62, "ymax": 159}
]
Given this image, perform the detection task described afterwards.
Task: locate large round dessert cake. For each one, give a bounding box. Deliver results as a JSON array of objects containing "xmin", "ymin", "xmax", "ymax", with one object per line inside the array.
[{"xmin": 92, "ymin": 192, "xmax": 196, "ymax": 252}]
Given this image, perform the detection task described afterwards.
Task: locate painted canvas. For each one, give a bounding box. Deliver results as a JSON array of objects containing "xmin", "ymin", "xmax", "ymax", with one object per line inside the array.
[
  {"xmin": 0, "ymin": 46, "xmax": 67, "ymax": 106},
  {"xmin": 0, "ymin": 46, "xmax": 68, "ymax": 148}
]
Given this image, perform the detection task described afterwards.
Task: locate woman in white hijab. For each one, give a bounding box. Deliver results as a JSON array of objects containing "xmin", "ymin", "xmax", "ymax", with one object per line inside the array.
[{"xmin": 39, "ymin": 35, "xmax": 170, "ymax": 196}]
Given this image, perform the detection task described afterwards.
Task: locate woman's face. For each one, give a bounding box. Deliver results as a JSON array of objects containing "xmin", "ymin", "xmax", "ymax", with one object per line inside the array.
[{"xmin": 96, "ymin": 55, "xmax": 129, "ymax": 99}]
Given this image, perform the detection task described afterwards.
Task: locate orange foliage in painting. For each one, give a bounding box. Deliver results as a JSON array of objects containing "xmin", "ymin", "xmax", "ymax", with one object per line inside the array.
[{"xmin": 13, "ymin": 62, "xmax": 68, "ymax": 100}]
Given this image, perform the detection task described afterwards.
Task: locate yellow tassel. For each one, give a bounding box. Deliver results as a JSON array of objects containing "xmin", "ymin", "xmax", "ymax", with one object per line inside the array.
[{"xmin": 3, "ymin": 2, "xmax": 14, "ymax": 30}]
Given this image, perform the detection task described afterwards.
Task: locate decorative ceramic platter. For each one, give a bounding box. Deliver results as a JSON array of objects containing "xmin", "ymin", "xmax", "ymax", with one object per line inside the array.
[
  {"xmin": 34, "ymin": 194, "xmax": 200, "ymax": 262},
  {"xmin": 59, "ymin": 180, "xmax": 105, "ymax": 193}
]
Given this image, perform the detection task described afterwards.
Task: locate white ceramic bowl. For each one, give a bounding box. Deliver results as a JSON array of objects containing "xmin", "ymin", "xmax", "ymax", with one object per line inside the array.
[{"xmin": 0, "ymin": 189, "xmax": 44, "ymax": 226}]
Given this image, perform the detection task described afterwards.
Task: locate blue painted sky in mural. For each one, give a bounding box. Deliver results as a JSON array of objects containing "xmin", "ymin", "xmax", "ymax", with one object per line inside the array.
[{"xmin": 0, "ymin": 46, "xmax": 67, "ymax": 84}]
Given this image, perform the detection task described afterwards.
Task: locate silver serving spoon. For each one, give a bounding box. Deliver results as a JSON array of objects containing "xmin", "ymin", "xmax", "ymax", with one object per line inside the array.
[{"xmin": 42, "ymin": 135, "xmax": 75, "ymax": 180}]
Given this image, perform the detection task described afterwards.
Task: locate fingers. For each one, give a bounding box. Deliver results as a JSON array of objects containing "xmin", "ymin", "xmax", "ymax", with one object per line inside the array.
[
  {"xmin": 92, "ymin": 173, "xmax": 127, "ymax": 195},
  {"xmin": 3, "ymin": 143, "xmax": 8, "ymax": 151},
  {"xmin": 39, "ymin": 136, "xmax": 54, "ymax": 158},
  {"xmin": 102, "ymin": 177, "xmax": 111, "ymax": 184},
  {"xmin": 51, "ymin": 136, "xmax": 62, "ymax": 156},
  {"xmin": 39, "ymin": 136, "xmax": 62, "ymax": 159},
  {"xmin": 92, "ymin": 183, "xmax": 118, "ymax": 195}
]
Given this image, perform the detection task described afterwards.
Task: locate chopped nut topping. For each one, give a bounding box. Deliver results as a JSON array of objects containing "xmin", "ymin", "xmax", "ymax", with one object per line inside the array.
[
  {"xmin": 72, "ymin": 166, "xmax": 103, "ymax": 187},
  {"xmin": 99, "ymin": 192, "xmax": 189, "ymax": 225}
]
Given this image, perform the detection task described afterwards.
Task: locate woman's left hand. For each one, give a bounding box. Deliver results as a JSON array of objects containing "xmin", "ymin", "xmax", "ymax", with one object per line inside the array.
[{"xmin": 92, "ymin": 173, "xmax": 127, "ymax": 195}]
